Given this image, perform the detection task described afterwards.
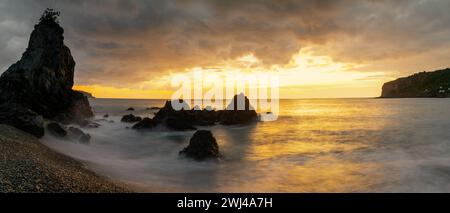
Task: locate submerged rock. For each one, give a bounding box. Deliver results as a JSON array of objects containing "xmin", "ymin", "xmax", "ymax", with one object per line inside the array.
[
  {"xmin": 121, "ymin": 114, "xmax": 142, "ymax": 123},
  {"xmin": 0, "ymin": 9, "xmax": 93, "ymax": 136},
  {"xmin": 132, "ymin": 117, "xmax": 157, "ymax": 129},
  {"xmin": 47, "ymin": 122, "xmax": 67, "ymax": 138},
  {"xmin": 180, "ymin": 130, "xmax": 220, "ymax": 160}
]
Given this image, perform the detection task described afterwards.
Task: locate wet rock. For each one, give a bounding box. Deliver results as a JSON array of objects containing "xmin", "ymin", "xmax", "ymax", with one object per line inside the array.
[
  {"xmin": 121, "ymin": 114, "xmax": 142, "ymax": 123},
  {"xmin": 76, "ymin": 119, "xmax": 100, "ymax": 128},
  {"xmin": 67, "ymin": 127, "xmax": 90, "ymax": 143},
  {"xmin": 132, "ymin": 117, "xmax": 157, "ymax": 129},
  {"xmin": 179, "ymin": 130, "xmax": 220, "ymax": 160},
  {"xmin": 126, "ymin": 107, "xmax": 135, "ymax": 111},
  {"xmin": 0, "ymin": 103, "xmax": 44, "ymax": 138},
  {"xmin": 103, "ymin": 114, "xmax": 109, "ymax": 118},
  {"xmin": 87, "ymin": 122, "xmax": 100, "ymax": 128},
  {"xmin": 47, "ymin": 122, "xmax": 67, "ymax": 138}
]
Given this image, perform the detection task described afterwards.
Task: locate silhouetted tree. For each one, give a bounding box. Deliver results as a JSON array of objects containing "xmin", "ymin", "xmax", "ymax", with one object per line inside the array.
[{"xmin": 39, "ymin": 8, "xmax": 60, "ymax": 24}]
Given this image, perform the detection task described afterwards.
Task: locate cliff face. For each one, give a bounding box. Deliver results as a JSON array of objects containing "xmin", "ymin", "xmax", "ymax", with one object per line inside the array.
[
  {"xmin": 0, "ymin": 11, "xmax": 93, "ymax": 137},
  {"xmin": 381, "ymin": 68, "xmax": 450, "ymax": 98}
]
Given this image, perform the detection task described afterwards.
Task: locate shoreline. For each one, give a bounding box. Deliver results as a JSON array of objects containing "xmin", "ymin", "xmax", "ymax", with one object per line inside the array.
[{"xmin": 0, "ymin": 124, "xmax": 131, "ymax": 193}]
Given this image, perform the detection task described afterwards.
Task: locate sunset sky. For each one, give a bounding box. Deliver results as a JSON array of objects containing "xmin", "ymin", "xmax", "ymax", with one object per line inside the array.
[{"xmin": 1, "ymin": 0, "xmax": 450, "ymax": 99}]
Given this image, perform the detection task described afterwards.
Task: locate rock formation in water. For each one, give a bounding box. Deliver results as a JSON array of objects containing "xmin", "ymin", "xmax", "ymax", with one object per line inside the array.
[
  {"xmin": 179, "ymin": 130, "xmax": 220, "ymax": 160},
  {"xmin": 381, "ymin": 68, "xmax": 450, "ymax": 98},
  {"xmin": 132, "ymin": 117, "xmax": 157, "ymax": 129},
  {"xmin": 218, "ymin": 93, "xmax": 257, "ymax": 125},
  {"xmin": 121, "ymin": 114, "xmax": 142, "ymax": 123},
  {"xmin": 0, "ymin": 9, "xmax": 93, "ymax": 137},
  {"xmin": 145, "ymin": 93, "xmax": 258, "ymax": 131}
]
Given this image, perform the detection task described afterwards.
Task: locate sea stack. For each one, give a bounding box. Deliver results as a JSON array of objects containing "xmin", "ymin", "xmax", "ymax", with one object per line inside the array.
[
  {"xmin": 0, "ymin": 9, "xmax": 93, "ymax": 137},
  {"xmin": 180, "ymin": 130, "xmax": 220, "ymax": 160}
]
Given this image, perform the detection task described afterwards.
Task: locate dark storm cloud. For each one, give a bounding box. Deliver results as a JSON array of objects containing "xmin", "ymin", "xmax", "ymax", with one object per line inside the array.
[{"xmin": 1, "ymin": 0, "xmax": 450, "ymax": 86}]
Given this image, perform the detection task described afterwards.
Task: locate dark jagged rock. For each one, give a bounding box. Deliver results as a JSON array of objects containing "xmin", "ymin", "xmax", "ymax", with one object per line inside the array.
[
  {"xmin": 381, "ymin": 68, "xmax": 450, "ymax": 98},
  {"xmin": 218, "ymin": 93, "xmax": 257, "ymax": 125},
  {"xmin": 0, "ymin": 10, "xmax": 93, "ymax": 137},
  {"xmin": 148, "ymin": 94, "xmax": 257, "ymax": 131},
  {"xmin": 126, "ymin": 107, "xmax": 135, "ymax": 111},
  {"xmin": 121, "ymin": 114, "xmax": 142, "ymax": 123},
  {"xmin": 0, "ymin": 103, "xmax": 44, "ymax": 138},
  {"xmin": 46, "ymin": 122, "xmax": 67, "ymax": 138},
  {"xmin": 152, "ymin": 100, "xmax": 197, "ymax": 130},
  {"xmin": 179, "ymin": 130, "xmax": 220, "ymax": 160},
  {"xmin": 67, "ymin": 126, "xmax": 90, "ymax": 143},
  {"xmin": 132, "ymin": 117, "xmax": 157, "ymax": 129}
]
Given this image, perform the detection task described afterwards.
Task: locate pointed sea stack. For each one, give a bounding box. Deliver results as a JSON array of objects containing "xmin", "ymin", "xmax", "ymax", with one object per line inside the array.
[
  {"xmin": 218, "ymin": 93, "xmax": 257, "ymax": 125},
  {"xmin": 0, "ymin": 9, "xmax": 93, "ymax": 137}
]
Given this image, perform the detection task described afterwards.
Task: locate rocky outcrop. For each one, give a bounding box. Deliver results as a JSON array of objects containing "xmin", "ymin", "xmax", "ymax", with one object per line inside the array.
[
  {"xmin": 132, "ymin": 117, "xmax": 157, "ymax": 129},
  {"xmin": 121, "ymin": 114, "xmax": 142, "ymax": 123},
  {"xmin": 0, "ymin": 103, "xmax": 44, "ymax": 138},
  {"xmin": 179, "ymin": 130, "xmax": 220, "ymax": 160},
  {"xmin": 0, "ymin": 9, "xmax": 93, "ymax": 137},
  {"xmin": 152, "ymin": 100, "xmax": 197, "ymax": 130},
  {"xmin": 46, "ymin": 122, "xmax": 67, "ymax": 138},
  {"xmin": 46, "ymin": 122, "xmax": 91, "ymax": 143},
  {"xmin": 381, "ymin": 68, "xmax": 450, "ymax": 98},
  {"xmin": 67, "ymin": 127, "xmax": 91, "ymax": 143},
  {"xmin": 218, "ymin": 93, "xmax": 257, "ymax": 125},
  {"xmin": 137, "ymin": 94, "xmax": 258, "ymax": 131}
]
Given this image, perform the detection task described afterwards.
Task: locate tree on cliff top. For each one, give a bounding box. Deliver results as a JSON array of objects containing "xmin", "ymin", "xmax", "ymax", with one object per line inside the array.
[{"xmin": 39, "ymin": 8, "xmax": 60, "ymax": 24}]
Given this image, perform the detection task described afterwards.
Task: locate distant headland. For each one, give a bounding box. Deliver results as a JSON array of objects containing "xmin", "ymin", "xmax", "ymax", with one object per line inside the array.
[{"xmin": 381, "ymin": 68, "xmax": 450, "ymax": 98}]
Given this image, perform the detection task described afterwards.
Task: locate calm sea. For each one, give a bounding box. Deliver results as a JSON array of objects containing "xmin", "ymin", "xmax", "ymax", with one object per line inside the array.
[{"xmin": 41, "ymin": 98, "xmax": 450, "ymax": 192}]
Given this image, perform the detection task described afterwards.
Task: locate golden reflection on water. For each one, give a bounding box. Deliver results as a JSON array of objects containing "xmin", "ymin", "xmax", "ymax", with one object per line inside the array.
[
  {"xmin": 237, "ymin": 99, "xmax": 395, "ymax": 192},
  {"xmin": 279, "ymin": 157, "xmax": 383, "ymax": 192}
]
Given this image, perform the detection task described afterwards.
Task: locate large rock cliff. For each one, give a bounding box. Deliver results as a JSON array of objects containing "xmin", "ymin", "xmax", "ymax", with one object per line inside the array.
[
  {"xmin": 0, "ymin": 9, "xmax": 93, "ymax": 137},
  {"xmin": 381, "ymin": 68, "xmax": 450, "ymax": 98}
]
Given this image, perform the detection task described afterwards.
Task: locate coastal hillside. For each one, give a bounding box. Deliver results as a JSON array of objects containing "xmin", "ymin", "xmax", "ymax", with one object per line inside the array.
[
  {"xmin": 381, "ymin": 68, "xmax": 450, "ymax": 98},
  {"xmin": 0, "ymin": 124, "xmax": 128, "ymax": 192}
]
